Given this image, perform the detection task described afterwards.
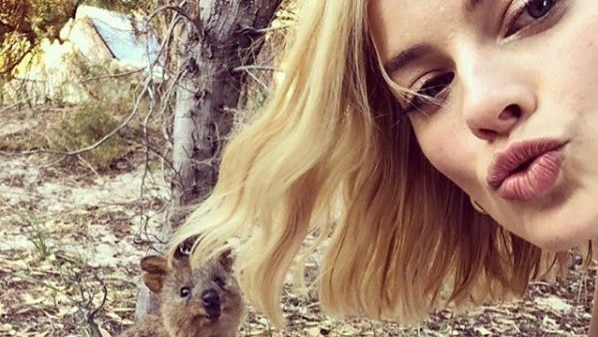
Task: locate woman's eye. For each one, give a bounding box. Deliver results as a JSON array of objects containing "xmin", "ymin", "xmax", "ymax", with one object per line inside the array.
[
  {"xmin": 406, "ymin": 72, "xmax": 454, "ymax": 112},
  {"xmin": 527, "ymin": 0, "xmax": 557, "ymax": 18},
  {"xmin": 180, "ymin": 286, "xmax": 191, "ymax": 298},
  {"xmin": 505, "ymin": 0, "xmax": 561, "ymax": 37}
]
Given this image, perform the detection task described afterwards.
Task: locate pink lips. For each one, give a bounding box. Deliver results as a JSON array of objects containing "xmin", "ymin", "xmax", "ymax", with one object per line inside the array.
[{"xmin": 487, "ymin": 139, "xmax": 566, "ymax": 201}]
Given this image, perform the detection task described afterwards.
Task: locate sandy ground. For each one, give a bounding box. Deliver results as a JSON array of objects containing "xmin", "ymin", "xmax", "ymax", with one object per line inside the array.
[{"xmin": 0, "ymin": 106, "xmax": 595, "ymax": 337}]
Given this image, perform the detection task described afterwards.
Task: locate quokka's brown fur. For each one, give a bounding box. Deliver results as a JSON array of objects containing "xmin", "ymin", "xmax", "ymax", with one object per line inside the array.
[{"xmin": 120, "ymin": 247, "xmax": 244, "ymax": 337}]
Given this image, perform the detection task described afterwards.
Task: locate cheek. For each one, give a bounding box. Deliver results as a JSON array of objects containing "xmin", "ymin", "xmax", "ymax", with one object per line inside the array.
[
  {"xmin": 575, "ymin": 23, "xmax": 598, "ymax": 96},
  {"xmin": 409, "ymin": 116, "xmax": 479, "ymax": 192},
  {"xmin": 553, "ymin": 11, "xmax": 598, "ymax": 102}
]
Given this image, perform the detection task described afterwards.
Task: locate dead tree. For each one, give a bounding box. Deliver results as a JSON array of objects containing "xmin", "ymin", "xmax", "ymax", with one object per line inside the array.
[{"xmin": 135, "ymin": 0, "xmax": 283, "ymax": 319}]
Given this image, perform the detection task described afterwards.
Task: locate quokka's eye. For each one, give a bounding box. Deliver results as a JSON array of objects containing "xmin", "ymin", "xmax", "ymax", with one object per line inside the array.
[
  {"xmin": 180, "ymin": 286, "xmax": 191, "ymax": 298},
  {"xmin": 214, "ymin": 276, "xmax": 226, "ymax": 288}
]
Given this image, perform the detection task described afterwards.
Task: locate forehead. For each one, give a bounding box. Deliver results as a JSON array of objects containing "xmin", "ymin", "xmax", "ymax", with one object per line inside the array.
[{"xmin": 368, "ymin": 0, "xmax": 476, "ymax": 61}]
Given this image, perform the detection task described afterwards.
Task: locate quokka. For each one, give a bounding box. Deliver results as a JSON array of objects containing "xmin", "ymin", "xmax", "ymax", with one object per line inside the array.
[{"xmin": 121, "ymin": 247, "xmax": 244, "ymax": 337}]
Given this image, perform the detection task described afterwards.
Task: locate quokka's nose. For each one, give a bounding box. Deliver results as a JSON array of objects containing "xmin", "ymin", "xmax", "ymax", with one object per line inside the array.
[{"xmin": 201, "ymin": 289, "xmax": 221, "ymax": 317}]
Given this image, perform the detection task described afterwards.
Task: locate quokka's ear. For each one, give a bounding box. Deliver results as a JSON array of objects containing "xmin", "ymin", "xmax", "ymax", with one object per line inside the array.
[
  {"xmin": 174, "ymin": 235, "xmax": 199, "ymax": 260},
  {"xmin": 171, "ymin": 237, "xmax": 196, "ymax": 270},
  {"xmin": 218, "ymin": 249, "xmax": 234, "ymax": 272},
  {"xmin": 140, "ymin": 255, "xmax": 168, "ymax": 294}
]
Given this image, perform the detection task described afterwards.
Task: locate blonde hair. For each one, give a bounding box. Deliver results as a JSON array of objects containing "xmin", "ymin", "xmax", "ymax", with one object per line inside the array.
[{"xmin": 170, "ymin": 0, "xmax": 564, "ymax": 328}]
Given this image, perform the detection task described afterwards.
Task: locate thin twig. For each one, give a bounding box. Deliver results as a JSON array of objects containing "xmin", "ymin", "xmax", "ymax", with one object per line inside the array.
[
  {"xmin": 232, "ymin": 65, "xmax": 282, "ymax": 73},
  {"xmin": 86, "ymin": 274, "xmax": 109, "ymax": 337},
  {"xmin": 76, "ymin": 154, "xmax": 105, "ymax": 184},
  {"xmin": 244, "ymin": 69, "xmax": 270, "ymax": 91},
  {"xmin": 237, "ymin": 23, "xmax": 293, "ymax": 35},
  {"xmin": 251, "ymin": 24, "xmax": 293, "ymax": 34},
  {"xmin": 42, "ymin": 155, "xmax": 68, "ymax": 168},
  {"xmin": 26, "ymin": 76, "xmax": 152, "ymax": 157},
  {"xmin": 0, "ymin": 99, "xmax": 27, "ymax": 114},
  {"xmin": 138, "ymin": 83, "xmax": 157, "ymax": 242},
  {"xmin": 124, "ymin": 138, "xmax": 175, "ymax": 171},
  {"xmin": 147, "ymin": 5, "xmax": 202, "ymax": 36},
  {"xmin": 80, "ymin": 68, "xmax": 144, "ymax": 83}
]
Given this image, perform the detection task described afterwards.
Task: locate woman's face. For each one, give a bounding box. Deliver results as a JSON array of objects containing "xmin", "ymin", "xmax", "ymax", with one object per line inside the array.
[{"xmin": 370, "ymin": 0, "xmax": 598, "ymax": 250}]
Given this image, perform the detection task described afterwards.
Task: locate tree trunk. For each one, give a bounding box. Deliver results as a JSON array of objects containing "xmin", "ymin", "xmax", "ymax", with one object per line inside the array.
[{"xmin": 135, "ymin": 0, "xmax": 283, "ymax": 320}]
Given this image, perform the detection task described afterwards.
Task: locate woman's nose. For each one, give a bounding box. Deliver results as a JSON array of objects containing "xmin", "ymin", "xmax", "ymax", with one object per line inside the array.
[{"xmin": 460, "ymin": 60, "xmax": 537, "ymax": 142}]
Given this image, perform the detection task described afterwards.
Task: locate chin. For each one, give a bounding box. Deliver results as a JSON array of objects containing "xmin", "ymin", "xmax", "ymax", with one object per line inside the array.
[
  {"xmin": 527, "ymin": 231, "xmax": 585, "ymax": 252},
  {"xmin": 518, "ymin": 203, "xmax": 598, "ymax": 252},
  {"xmin": 490, "ymin": 174, "xmax": 598, "ymax": 252}
]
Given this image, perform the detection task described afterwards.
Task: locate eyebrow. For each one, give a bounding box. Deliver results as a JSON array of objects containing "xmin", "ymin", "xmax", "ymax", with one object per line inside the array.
[
  {"xmin": 383, "ymin": 44, "xmax": 434, "ymax": 75},
  {"xmin": 382, "ymin": 0, "xmax": 485, "ymax": 76}
]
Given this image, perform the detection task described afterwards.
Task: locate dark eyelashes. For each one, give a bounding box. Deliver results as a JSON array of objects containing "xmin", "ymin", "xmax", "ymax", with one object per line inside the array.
[
  {"xmin": 404, "ymin": 72, "xmax": 454, "ymax": 113},
  {"xmin": 504, "ymin": 0, "xmax": 563, "ymax": 38},
  {"xmin": 401, "ymin": 0, "xmax": 566, "ymax": 116}
]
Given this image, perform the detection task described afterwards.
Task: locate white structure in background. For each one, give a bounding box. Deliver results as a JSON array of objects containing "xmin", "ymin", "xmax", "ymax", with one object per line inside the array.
[
  {"xmin": 2, "ymin": 5, "xmax": 162, "ymax": 104},
  {"xmin": 62, "ymin": 5, "xmax": 162, "ymax": 73}
]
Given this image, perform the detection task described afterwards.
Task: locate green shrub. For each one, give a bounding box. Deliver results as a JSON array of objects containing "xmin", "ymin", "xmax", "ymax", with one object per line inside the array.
[{"xmin": 50, "ymin": 102, "xmax": 128, "ymax": 171}]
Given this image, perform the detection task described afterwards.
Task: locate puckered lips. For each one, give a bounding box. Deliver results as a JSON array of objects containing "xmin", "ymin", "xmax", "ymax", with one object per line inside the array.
[{"xmin": 487, "ymin": 139, "xmax": 567, "ymax": 201}]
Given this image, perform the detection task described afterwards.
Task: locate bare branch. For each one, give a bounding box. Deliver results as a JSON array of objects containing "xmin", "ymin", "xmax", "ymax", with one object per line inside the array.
[
  {"xmin": 86, "ymin": 274, "xmax": 109, "ymax": 337},
  {"xmin": 244, "ymin": 69, "xmax": 270, "ymax": 91},
  {"xmin": 80, "ymin": 68, "xmax": 144, "ymax": 83},
  {"xmin": 147, "ymin": 5, "xmax": 202, "ymax": 36},
  {"xmin": 242, "ymin": 24, "xmax": 293, "ymax": 34},
  {"xmin": 0, "ymin": 99, "xmax": 27, "ymax": 114},
  {"xmin": 232, "ymin": 64, "xmax": 281, "ymax": 73},
  {"xmin": 22, "ymin": 77, "xmax": 153, "ymax": 157},
  {"xmin": 77, "ymin": 154, "xmax": 105, "ymax": 183}
]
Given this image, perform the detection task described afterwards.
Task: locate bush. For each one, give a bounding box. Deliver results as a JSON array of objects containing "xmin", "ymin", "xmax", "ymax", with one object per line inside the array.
[{"xmin": 50, "ymin": 102, "xmax": 128, "ymax": 171}]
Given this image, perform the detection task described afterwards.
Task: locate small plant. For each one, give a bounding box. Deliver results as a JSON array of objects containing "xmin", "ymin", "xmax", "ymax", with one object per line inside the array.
[{"xmin": 27, "ymin": 221, "xmax": 53, "ymax": 260}]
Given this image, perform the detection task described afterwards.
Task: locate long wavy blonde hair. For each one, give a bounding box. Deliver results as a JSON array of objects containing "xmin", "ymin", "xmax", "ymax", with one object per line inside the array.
[{"xmin": 170, "ymin": 0, "xmax": 564, "ymax": 328}]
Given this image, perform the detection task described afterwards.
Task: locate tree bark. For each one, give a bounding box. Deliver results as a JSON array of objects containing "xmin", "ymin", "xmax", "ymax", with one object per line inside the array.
[{"xmin": 135, "ymin": 0, "xmax": 283, "ymax": 320}]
